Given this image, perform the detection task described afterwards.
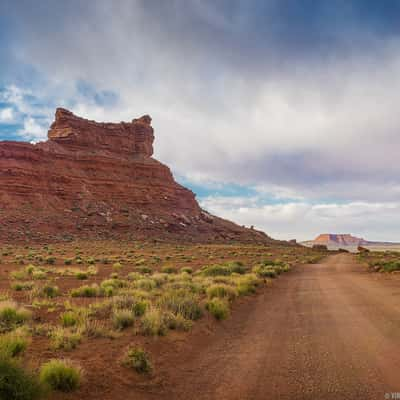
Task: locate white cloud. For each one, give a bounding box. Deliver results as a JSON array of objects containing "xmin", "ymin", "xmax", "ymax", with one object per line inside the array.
[
  {"xmin": 3, "ymin": 2, "xmax": 400, "ymax": 239},
  {"xmin": 200, "ymin": 195, "xmax": 400, "ymax": 242},
  {"xmin": 0, "ymin": 107, "xmax": 14, "ymax": 122},
  {"xmin": 18, "ymin": 117, "xmax": 47, "ymax": 142}
]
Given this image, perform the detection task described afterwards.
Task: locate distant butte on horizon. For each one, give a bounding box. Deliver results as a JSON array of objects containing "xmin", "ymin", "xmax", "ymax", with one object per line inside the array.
[{"xmin": 303, "ymin": 233, "xmax": 399, "ymax": 247}]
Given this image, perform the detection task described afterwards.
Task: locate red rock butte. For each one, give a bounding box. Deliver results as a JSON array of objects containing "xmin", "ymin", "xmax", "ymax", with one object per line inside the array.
[
  {"xmin": 0, "ymin": 108, "xmax": 272, "ymax": 242},
  {"xmin": 314, "ymin": 234, "xmax": 366, "ymax": 246}
]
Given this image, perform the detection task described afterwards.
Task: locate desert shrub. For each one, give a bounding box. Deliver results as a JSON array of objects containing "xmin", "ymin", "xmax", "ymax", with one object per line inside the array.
[
  {"xmin": 64, "ymin": 258, "xmax": 73, "ymax": 265},
  {"xmin": 60, "ymin": 312, "xmax": 79, "ymax": 328},
  {"xmin": 112, "ymin": 295, "xmax": 136, "ymax": 310},
  {"xmin": 50, "ymin": 328, "xmax": 81, "ymax": 350},
  {"xmin": 206, "ymin": 284, "xmax": 237, "ymax": 301},
  {"xmin": 0, "ymin": 332, "xmax": 28, "ymax": 358},
  {"xmin": 205, "ymin": 298, "xmax": 229, "ymax": 321},
  {"xmin": 112, "ymin": 309, "xmax": 134, "ymax": 330},
  {"xmin": 41, "ymin": 285, "xmax": 59, "ymax": 298},
  {"xmin": 32, "ymin": 270, "xmax": 47, "ymax": 280},
  {"xmin": 11, "ymin": 281, "xmax": 34, "ymax": 291},
  {"xmin": 134, "ymin": 278, "xmax": 156, "ymax": 291},
  {"xmin": 379, "ymin": 261, "xmax": 400, "ymax": 272},
  {"xmin": 0, "ymin": 301, "xmax": 31, "ymax": 332},
  {"xmin": 70, "ymin": 284, "xmax": 99, "ymax": 298},
  {"xmin": 252, "ymin": 265, "xmax": 278, "ymax": 278},
  {"xmin": 136, "ymin": 266, "xmax": 152, "ymax": 274},
  {"xmin": 127, "ymin": 272, "xmax": 141, "ymax": 281},
  {"xmin": 133, "ymin": 300, "xmax": 148, "ymax": 317},
  {"xmin": 112, "ymin": 262, "xmax": 122, "ymax": 271},
  {"xmin": 225, "ymin": 261, "xmax": 247, "ymax": 274},
  {"xmin": 236, "ymin": 282, "xmax": 257, "ymax": 296},
  {"xmin": 141, "ymin": 308, "xmax": 167, "ymax": 336},
  {"xmin": 158, "ymin": 289, "xmax": 202, "ymax": 320},
  {"xmin": 0, "ymin": 357, "xmax": 44, "ymax": 400},
  {"xmin": 122, "ymin": 347, "xmax": 152, "ymax": 374},
  {"xmin": 39, "ymin": 359, "xmax": 81, "ymax": 392},
  {"xmin": 199, "ymin": 262, "xmax": 247, "ymax": 277},
  {"xmin": 180, "ymin": 267, "xmax": 193, "ymax": 274},
  {"xmin": 161, "ymin": 266, "xmax": 177, "ymax": 274},
  {"xmin": 100, "ymin": 278, "xmax": 126, "ymax": 291},
  {"xmin": 75, "ymin": 272, "xmax": 88, "ymax": 280},
  {"xmin": 10, "ymin": 270, "xmax": 28, "ymax": 280},
  {"xmin": 199, "ymin": 264, "xmax": 231, "ymax": 277},
  {"xmin": 45, "ymin": 256, "xmax": 56, "ymax": 265},
  {"xmin": 164, "ymin": 312, "xmax": 192, "ymax": 331},
  {"xmin": 86, "ymin": 257, "xmax": 95, "ymax": 265}
]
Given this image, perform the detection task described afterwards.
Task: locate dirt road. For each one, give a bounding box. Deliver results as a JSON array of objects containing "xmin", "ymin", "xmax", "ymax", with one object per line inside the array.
[{"xmin": 155, "ymin": 253, "xmax": 400, "ymax": 400}]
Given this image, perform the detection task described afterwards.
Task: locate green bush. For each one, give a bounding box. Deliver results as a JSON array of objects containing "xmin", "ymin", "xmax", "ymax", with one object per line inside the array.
[
  {"xmin": 0, "ymin": 357, "xmax": 44, "ymax": 400},
  {"xmin": 122, "ymin": 347, "xmax": 152, "ymax": 374},
  {"xmin": 75, "ymin": 272, "xmax": 88, "ymax": 280},
  {"xmin": 206, "ymin": 284, "xmax": 237, "ymax": 301},
  {"xmin": 39, "ymin": 359, "xmax": 81, "ymax": 392},
  {"xmin": 136, "ymin": 266, "xmax": 152, "ymax": 274},
  {"xmin": 41, "ymin": 285, "xmax": 59, "ymax": 298},
  {"xmin": 50, "ymin": 328, "xmax": 81, "ymax": 350},
  {"xmin": 252, "ymin": 265, "xmax": 278, "ymax": 278},
  {"xmin": 161, "ymin": 266, "xmax": 177, "ymax": 274},
  {"xmin": 205, "ymin": 298, "xmax": 229, "ymax": 321},
  {"xmin": 133, "ymin": 300, "xmax": 148, "ymax": 317},
  {"xmin": 0, "ymin": 332, "xmax": 28, "ymax": 358},
  {"xmin": 141, "ymin": 308, "xmax": 167, "ymax": 336},
  {"xmin": 0, "ymin": 301, "xmax": 31, "ymax": 332},
  {"xmin": 11, "ymin": 282, "xmax": 34, "ymax": 292},
  {"xmin": 112, "ymin": 309, "xmax": 134, "ymax": 330},
  {"xmin": 60, "ymin": 312, "xmax": 78, "ymax": 328},
  {"xmin": 158, "ymin": 289, "xmax": 202, "ymax": 320},
  {"xmin": 70, "ymin": 284, "xmax": 99, "ymax": 298}
]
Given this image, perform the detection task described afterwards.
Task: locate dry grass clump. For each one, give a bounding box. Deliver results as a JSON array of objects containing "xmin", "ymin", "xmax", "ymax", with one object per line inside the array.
[
  {"xmin": 39, "ymin": 359, "xmax": 82, "ymax": 392},
  {"xmin": 0, "ymin": 300, "xmax": 31, "ymax": 332},
  {"xmin": 205, "ymin": 298, "xmax": 230, "ymax": 321},
  {"xmin": 122, "ymin": 347, "xmax": 152, "ymax": 374}
]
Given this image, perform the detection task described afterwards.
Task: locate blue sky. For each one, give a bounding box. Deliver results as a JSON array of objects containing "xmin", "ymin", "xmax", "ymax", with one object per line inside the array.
[{"xmin": 2, "ymin": 0, "xmax": 400, "ymax": 240}]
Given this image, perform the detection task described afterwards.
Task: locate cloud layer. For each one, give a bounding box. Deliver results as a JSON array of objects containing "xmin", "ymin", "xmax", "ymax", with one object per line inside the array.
[{"xmin": 1, "ymin": 1, "xmax": 400, "ymax": 240}]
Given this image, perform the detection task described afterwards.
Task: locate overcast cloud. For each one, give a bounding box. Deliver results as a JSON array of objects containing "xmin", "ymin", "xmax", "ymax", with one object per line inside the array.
[{"xmin": 1, "ymin": 0, "xmax": 400, "ymax": 240}]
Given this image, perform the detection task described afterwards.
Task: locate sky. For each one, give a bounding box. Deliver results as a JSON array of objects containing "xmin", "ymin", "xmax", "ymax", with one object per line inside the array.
[{"xmin": 1, "ymin": 0, "xmax": 400, "ymax": 241}]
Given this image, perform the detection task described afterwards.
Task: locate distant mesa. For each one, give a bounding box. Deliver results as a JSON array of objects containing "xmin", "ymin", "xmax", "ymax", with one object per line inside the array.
[
  {"xmin": 0, "ymin": 108, "xmax": 273, "ymax": 243},
  {"xmin": 302, "ymin": 233, "xmax": 399, "ymax": 250}
]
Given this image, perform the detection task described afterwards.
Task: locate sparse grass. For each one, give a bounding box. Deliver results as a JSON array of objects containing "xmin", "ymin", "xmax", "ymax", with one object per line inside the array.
[
  {"xmin": 0, "ymin": 331, "xmax": 29, "ymax": 358},
  {"xmin": 122, "ymin": 347, "xmax": 152, "ymax": 373},
  {"xmin": 41, "ymin": 285, "xmax": 60, "ymax": 298},
  {"xmin": 141, "ymin": 308, "xmax": 167, "ymax": 336},
  {"xmin": 49, "ymin": 327, "xmax": 81, "ymax": 350},
  {"xmin": 206, "ymin": 284, "xmax": 237, "ymax": 301},
  {"xmin": 0, "ymin": 301, "xmax": 31, "ymax": 332},
  {"xmin": 60, "ymin": 311, "xmax": 79, "ymax": 328},
  {"xmin": 39, "ymin": 359, "xmax": 81, "ymax": 392},
  {"xmin": 70, "ymin": 284, "xmax": 99, "ymax": 298},
  {"xmin": 112, "ymin": 309, "xmax": 135, "ymax": 330},
  {"xmin": 11, "ymin": 281, "xmax": 34, "ymax": 291},
  {"xmin": 0, "ymin": 357, "xmax": 45, "ymax": 400},
  {"xmin": 205, "ymin": 298, "xmax": 230, "ymax": 321},
  {"xmin": 158, "ymin": 289, "xmax": 203, "ymax": 320}
]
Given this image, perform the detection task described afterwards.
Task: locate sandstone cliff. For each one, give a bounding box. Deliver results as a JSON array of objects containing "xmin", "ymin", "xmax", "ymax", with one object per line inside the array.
[{"xmin": 0, "ymin": 108, "xmax": 271, "ymax": 243}]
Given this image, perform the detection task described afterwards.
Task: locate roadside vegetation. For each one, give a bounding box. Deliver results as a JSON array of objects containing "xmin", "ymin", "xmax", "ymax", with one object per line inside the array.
[
  {"xmin": 359, "ymin": 249, "xmax": 400, "ymax": 272},
  {"xmin": 0, "ymin": 241, "xmax": 325, "ymax": 397}
]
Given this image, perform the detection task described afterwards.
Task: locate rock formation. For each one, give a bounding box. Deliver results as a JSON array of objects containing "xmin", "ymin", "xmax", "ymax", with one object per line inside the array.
[
  {"xmin": 0, "ymin": 108, "xmax": 271, "ymax": 243},
  {"xmin": 313, "ymin": 234, "xmax": 365, "ymax": 246}
]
